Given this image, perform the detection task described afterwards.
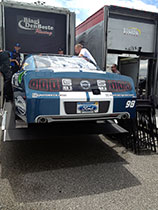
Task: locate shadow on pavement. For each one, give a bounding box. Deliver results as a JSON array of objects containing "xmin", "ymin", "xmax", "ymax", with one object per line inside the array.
[{"xmin": 1, "ymin": 133, "xmax": 141, "ymax": 203}]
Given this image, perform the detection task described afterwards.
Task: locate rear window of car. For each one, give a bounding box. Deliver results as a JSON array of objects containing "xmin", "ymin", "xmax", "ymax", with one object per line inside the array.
[{"xmin": 33, "ymin": 55, "xmax": 98, "ymax": 70}]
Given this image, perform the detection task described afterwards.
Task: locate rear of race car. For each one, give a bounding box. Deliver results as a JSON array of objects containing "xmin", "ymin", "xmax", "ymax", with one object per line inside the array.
[{"xmin": 20, "ymin": 70, "xmax": 136, "ymax": 124}]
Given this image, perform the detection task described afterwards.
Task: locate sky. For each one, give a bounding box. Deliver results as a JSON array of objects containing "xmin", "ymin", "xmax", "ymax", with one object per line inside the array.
[{"xmin": 11, "ymin": 0, "xmax": 158, "ymax": 25}]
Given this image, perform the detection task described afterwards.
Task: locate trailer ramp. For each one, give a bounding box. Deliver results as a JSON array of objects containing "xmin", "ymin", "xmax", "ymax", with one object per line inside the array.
[
  {"xmin": 1, "ymin": 102, "xmax": 128, "ymax": 142},
  {"xmin": 2, "ymin": 101, "xmax": 157, "ymax": 155}
]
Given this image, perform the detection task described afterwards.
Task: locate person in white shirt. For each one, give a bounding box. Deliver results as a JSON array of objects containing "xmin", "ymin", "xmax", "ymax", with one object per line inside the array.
[
  {"xmin": 111, "ymin": 64, "xmax": 121, "ymax": 74},
  {"xmin": 75, "ymin": 44, "xmax": 97, "ymax": 65}
]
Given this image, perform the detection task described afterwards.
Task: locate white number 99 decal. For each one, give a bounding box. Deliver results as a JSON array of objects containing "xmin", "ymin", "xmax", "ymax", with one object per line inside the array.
[{"xmin": 125, "ymin": 100, "xmax": 135, "ymax": 108}]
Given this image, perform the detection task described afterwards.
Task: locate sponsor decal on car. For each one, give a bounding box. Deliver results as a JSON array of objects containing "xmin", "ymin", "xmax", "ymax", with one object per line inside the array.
[
  {"xmin": 80, "ymin": 80, "xmax": 91, "ymax": 90},
  {"xmin": 62, "ymin": 79, "xmax": 72, "ymax": 91},
  {"xmin": 15, "ymin": 96, "xmax": 26, "ymax": 115},
  {"xmin": 32, "ymin": 93, "xmax": 58, "ymax": 98},
  {"xmin": 97, "ymin": 80, "xmax": 107, "ymax": 91}
]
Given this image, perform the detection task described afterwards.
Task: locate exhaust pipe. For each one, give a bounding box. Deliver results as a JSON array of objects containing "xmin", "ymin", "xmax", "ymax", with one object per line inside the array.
[
  {"xmin": 121, "ymin": 113, "xmax": 130, "ymax": 120},
  {"xmin": 37, "ymin": 117, "xmax": 48, "ymax": 123}
]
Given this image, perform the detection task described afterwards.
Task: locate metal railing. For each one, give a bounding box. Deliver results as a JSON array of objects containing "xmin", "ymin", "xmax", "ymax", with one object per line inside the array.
[{"xmin": 0, "ymin": 72, "xmax": 4, "ymax": 112}]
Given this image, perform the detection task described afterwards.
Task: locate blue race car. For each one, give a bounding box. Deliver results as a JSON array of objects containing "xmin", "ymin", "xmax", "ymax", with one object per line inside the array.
[{"xmin": 12, "ymin": 55, "xmax": 136, "ymax": 124}]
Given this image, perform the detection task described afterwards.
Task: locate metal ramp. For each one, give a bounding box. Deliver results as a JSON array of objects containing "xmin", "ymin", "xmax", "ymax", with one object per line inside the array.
[
  {"xmin": 1, "ymin": 101, "xmax": 158, "ymax": 155},
  {"xmin": 1, "ymin": 102, "xmax": 128, "ymax": 142}
]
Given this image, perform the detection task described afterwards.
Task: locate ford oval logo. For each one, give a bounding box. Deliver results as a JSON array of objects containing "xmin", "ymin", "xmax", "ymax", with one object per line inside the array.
[
  {"xmin": 78, "ymin": 104, "xmax": 97, "ymax": 112},
  {"xmin": 80, "ymin": 80, "xmax": 91, "ymax": 90}
]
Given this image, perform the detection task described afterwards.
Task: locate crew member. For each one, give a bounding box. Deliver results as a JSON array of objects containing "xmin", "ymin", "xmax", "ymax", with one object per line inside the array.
[
  {"xmin": 0, "ymin": 49, "xmax": 13, "ymax": 101},
  {"xmin": 111, "ymin": 64, "xmax": 120, "ymax": 74},
  {"xmin": 75, "ymin": 44, "xmax": 97, "ymax": 65},
  {"xmin": 58, "ymin": 48, "xmax": 64, "ymax": 55},
  {"xmin": 10, "ymin": 43, "xmax": 21, "ymax": 74}
]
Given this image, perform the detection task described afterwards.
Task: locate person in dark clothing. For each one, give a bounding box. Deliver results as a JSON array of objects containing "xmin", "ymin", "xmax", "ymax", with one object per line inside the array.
[
  {"xmin": 0, "ymin": 49, "xmax": 13, "ymax": 101},
  {"xmin": 10, "ymin": 43, "xmax": 21, "ymax": 75},
  {"xmin": 58, "ymin": 48, "xmax": 64, "ymax": 55}
]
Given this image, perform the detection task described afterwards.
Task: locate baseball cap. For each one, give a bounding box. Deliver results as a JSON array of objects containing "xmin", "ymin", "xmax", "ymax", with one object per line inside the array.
[
  {"xmin": 15, "ymin": 43, "xmax": 21, "ymax": 47},
  {"xmin": 58, "ymin": 48, "xmax": 63, "ymax": 51}
]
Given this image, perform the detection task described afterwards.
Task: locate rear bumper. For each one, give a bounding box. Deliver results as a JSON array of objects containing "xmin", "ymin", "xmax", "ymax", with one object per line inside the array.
[
  {"xmin": 35, "ymin": 112, "xmax": 130, "ymax": 123},
  {"xmin": 27, "ymin": 91, "xmax": 114, "ymax": 123},
  {"xmin": 26, "ymin": 91, "xmax": 136, "ymax": 123}
]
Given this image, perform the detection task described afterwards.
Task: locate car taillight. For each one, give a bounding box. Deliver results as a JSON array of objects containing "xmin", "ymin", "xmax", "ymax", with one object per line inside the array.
[
  {"xmin": 28, "ymin": 78, "xmax": 132, "ymax": 93},
  {"xmin": 106, "ymin": 80, "xmax": 132, "ymax": 92},
  {"xmin": 29, "ymin": 79, "xmax": 60, "ymax": 92}
]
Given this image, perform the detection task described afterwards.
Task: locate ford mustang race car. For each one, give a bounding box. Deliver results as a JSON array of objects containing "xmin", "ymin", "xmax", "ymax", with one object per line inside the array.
[{"xmin": 11, "ymin": 55, "xmax": 136, "ymax": 124}]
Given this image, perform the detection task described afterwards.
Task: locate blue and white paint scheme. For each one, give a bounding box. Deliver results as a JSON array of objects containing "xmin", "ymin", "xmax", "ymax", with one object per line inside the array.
[{"xmin": 12, "ymin": 55, "xmax": 136, "ymax": 124}]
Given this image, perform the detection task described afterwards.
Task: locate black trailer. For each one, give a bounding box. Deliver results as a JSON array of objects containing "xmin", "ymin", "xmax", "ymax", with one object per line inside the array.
[{"xmin": 0, "ymin": 1, "xmax": 75, "ymax": 54}]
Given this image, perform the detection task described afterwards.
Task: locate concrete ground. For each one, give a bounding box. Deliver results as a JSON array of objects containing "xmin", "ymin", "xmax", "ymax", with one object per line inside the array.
[{"xmin": 0, "ymin": 132, "xmax": 158, "ymax": 210}]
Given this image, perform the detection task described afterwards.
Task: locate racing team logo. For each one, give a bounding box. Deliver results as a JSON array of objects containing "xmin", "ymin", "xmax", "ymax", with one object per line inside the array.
[{"xmin": 18, "ymin": 16, "xmax": 54, "ymax": 37}]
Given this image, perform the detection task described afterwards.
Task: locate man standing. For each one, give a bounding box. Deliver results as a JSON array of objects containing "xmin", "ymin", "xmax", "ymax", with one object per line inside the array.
[
  {"xmin": 111, "ymin": 64, "xmax": 120, "ymax": 74},
  {"xmin": 75, "ymin": 44, "xmax": 97, "ymax": 65},
  {"xmin": 10, "ymin": 43, "xmax": 21, "ymax": 74},
  {"xmin": 0, "ymin": 49, "xmax": 12, "ymax": 101}
]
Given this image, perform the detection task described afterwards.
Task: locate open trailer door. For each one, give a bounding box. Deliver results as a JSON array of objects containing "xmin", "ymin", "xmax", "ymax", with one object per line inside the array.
[{"xmin": 118, "ymin": 57, "xmax": 140, "ymax": 89}]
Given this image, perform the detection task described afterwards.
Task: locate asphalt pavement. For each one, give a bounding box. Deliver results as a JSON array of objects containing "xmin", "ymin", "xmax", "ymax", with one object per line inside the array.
[{"xmin": 0, "ymin": 130, "xmax": 158, "ymax": 210}]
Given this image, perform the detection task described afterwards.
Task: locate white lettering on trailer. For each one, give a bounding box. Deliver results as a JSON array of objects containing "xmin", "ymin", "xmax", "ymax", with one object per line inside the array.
[
  {"xmin": 18, "ymin": 17, "xmax": 54, "ymax": 32},
  {"xmin": 123, "ymin": 27, "xmax": 141, "ymax": 37}
]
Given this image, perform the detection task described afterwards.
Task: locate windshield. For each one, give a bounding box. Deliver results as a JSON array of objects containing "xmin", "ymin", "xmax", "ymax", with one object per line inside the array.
[{"xmin": 33, "ymin": 55, "xmax": 98, "ymax": 70}]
